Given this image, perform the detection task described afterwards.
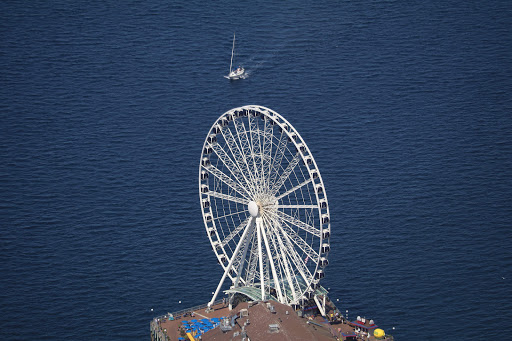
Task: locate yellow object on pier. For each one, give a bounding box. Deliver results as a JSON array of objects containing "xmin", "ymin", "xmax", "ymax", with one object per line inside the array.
[{"xmin": 374, "ymin": 328, "xmax": 385, "ymax": 338}]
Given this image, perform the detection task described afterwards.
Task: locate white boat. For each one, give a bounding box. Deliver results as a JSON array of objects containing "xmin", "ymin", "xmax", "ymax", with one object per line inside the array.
[{"xmin": 225, "ymin": 33, "xmax": 245, "ymax": 80}]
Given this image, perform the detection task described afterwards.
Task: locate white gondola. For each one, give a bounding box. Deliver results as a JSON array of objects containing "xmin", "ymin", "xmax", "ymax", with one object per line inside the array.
[
  {"xmin": 202, "ymin": 199, "xmax": 210, "ymax": 208},
  {"xmin": 315, "ymin": 269, "xmax": 325, "ymax": 279},
  {"xmin": 207, "ymin": 134, "xmax": 217, "ymax": 144},
  {"xmin": 316, "ymin": 183, "xmax": 324, "ymax": 194},
  {"xmin": 201, "ymin": 157, "xmax": 211, "ymax": 168},
  {"xmin": 319, "ymin": 198, "xmax": 327, "ymax": 209},
  {"xmin": 322, "ymin": 228, "xmax": 331, "ymax": 239},
  {"xmin": 203, "ymin": 146, "xmax": 213, "ymax": 155},
  {"xmin": 200, "ymin": 170, "xmax": 209, "ymax": 181}
]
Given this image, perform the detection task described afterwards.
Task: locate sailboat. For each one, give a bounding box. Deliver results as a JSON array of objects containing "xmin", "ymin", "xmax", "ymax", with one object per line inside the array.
[{"xmin": 225, "ymin": 33, "xmax": 245, "ymax": 80}]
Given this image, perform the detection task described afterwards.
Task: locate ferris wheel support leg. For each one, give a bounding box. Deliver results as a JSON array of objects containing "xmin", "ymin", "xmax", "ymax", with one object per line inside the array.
[
  {"xmin": 233, "ymin": 217, "xmax": 255, "ymax": 288},
  {"xmin": 314, "ymin": 295, "xmax": 326, "ymax": 317},
  {"xmin": 229, "ymin": 219, "xmax": 256, "ymax": 309},
  {"xmin": 208, "ymin": 217, "xmax": 254, "ymax": 308},
  {"xmin": 260, "ymin": 220, "xmax": 285, "ymax": 304},
  {"xmin": 256, "ymin": 218, "xmax": 265, "ymax": 301}
]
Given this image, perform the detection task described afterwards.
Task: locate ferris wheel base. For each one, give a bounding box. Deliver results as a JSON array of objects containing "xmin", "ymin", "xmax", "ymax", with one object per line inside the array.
[{"xmin": 224, "ymin": 284, "xmax": 330, "ymax": 316}]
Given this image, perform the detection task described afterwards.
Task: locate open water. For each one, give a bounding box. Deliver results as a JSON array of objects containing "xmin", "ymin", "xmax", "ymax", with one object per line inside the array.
[{"xmin": 1, "ymin": 1, "xmax": 512, "ymax": 340}]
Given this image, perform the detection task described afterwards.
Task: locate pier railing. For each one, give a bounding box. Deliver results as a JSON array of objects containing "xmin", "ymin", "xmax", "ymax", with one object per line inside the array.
[{"xmin": 154, "ymin": 299, "xmax": 224, "ymax": 321}]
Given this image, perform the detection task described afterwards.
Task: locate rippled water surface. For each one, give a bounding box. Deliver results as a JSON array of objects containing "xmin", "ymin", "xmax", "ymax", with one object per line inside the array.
[{"xmin": 1, "ymin": 1, "xmax": 511, "ymax": 340}]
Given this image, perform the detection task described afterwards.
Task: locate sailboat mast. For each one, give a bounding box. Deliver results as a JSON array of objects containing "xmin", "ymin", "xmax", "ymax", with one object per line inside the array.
[{"xmin": 229, "ymin": 33, "xmax": 235, "ymax": 73}]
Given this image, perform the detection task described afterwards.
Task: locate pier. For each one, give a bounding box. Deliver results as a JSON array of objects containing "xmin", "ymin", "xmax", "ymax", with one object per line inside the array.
[{"xmin": 150, "ymin": 297, "xmax": 394, "ymax": 341}]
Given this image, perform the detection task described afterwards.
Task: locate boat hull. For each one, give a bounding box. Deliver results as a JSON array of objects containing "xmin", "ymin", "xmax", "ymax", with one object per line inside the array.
[{"xmin": 225, "ymin": 68, "xmax": 245, "ymax": 80}]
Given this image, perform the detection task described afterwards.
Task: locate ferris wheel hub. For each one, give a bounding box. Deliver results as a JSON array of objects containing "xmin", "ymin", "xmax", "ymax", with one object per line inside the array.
[{"xmin": 248, "ymin": 201, "xmax": 260, "ymax": 217}]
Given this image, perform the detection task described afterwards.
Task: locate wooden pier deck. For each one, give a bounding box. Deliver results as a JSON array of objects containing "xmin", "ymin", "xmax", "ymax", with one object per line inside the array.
[{"xmin": 150, "ymin": 299, "xmax": 394, "ymax": 341}]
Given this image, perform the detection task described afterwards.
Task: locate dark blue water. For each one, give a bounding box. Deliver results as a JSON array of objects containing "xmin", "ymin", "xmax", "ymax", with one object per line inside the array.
[{"xmin": 2, "ymin": 1, "xmax": 511, "ymax": 340}]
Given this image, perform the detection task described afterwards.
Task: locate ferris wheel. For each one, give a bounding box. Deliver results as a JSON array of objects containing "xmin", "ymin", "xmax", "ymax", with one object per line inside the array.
[{"xmin": 199, "ymin": 105, "xmax": 331, "ymax": 308}]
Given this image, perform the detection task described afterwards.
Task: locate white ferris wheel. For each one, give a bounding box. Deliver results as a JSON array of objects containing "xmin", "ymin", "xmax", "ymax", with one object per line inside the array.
[{"xmin": 199, "ymin": 105, "xmax": 331, "ymax": 309}]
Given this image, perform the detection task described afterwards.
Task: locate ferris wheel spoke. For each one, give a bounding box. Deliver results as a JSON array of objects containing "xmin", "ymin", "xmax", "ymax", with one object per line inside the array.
[
  {"xmin": 211, "ymin": 137, "xmax": 256, "ymax": 196},
  {"xmin": 272, "ymin": 250, "xmax": 293, "ymax": 303},
  {"xmin": 256, "ymin": 217, "xmax": 266, "ymax": 300},
  {"xmin": 275, "ymin": 177, "xmax": 313, "ymax": 201},
  {"xmin": 209, "ymin": 142, "xmax": 241, "ymax": 178},
  {"xmin": 276, "ymin": 204, "xmax": 318, "ymax": 209},
  {"xmin": 271, "ymin": 152, "xmax": 303, "ymax": 196},
  {"xmin": 232, "ymin": 116, "xmax": 260, "ymax": 186},
  {"xmin": 259, "ymin": 218, "xmax": 285, "ymax": 303},
  {"xmin": 259, "ymin": 117, "xmax": 274, "ymax": 191},
  {"xmin": 283, "ymin": 246, "xmax": 313, "ymax": 291},
  {"xmin": 264, "ymin": 215, "xmax": 298, "ymax": 303},
  {"xmin": 273, "ymin": 209, "xmax": 321, "ymax": 238},
  {"xmin": 220, "ymin": 216, "xmax": 251, "ymax": 248},
  {"xmin": 279, "ymin": 221, "xmax": 319, "ymax": 265},
  {"xmin": 210, "ymin": 142, "xmax": 252, "ymax": 192},
  {"xmin": 248, "ymin": 113, "xmax": 262, "ymax": 179},
  {"xmin": 267, "ymin": 132, "xmax": 289, "ymax": 191},
  {"xmin": 221, "ymin": 122, "xmax": 258, "ymax": 195},
  {"xmin": 268, "ymin": 215, "xmax": 312, "ymax": 296},
  {"xmin": 277, "ymin": 224, "xmax": 313, "ymax": 291},
  {"xmin": 257, "ymin": 118, "xmax": 273, "ymax": 192},
  {"xmin": 214, "ymin": 209, "xmax": 249, "ymax": 222},
  {"xmin": 248, "ymin": 116, "xmax": 270, "ymax": 197},
  {"xmin": 204, "ymin": 164, "xmax": 250, "ymax": 199},
  {"xmin": 208, "ymin": 191, "xmax": 249, "ymax": 205}
]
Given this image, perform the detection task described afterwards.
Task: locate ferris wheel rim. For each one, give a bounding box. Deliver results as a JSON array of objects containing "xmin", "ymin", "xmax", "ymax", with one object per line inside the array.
[{"xmin": 199, "ymin": 105, "xmax": 331, "ymax": 305}]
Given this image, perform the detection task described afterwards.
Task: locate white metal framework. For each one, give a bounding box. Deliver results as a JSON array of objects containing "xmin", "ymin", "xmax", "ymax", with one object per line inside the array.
[{"xmin": 199, "ymin": 105, "xmax": 331, "ymax": 307}]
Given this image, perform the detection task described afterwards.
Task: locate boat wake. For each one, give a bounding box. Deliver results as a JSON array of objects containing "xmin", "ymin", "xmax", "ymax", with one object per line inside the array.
[{"xmin": 238, "ymin": 47, "xmax": 280, "ymax": 77}]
